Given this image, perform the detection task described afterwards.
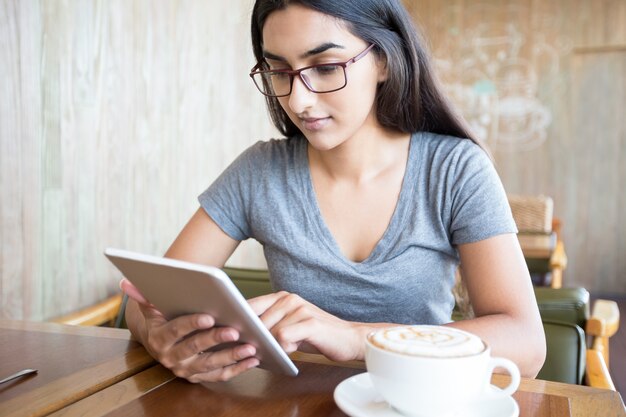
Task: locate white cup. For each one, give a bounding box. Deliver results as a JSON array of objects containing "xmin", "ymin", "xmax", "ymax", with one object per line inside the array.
[{"xmin": 365, "ymin": 325, "xmax": 520, "ymax": 417}]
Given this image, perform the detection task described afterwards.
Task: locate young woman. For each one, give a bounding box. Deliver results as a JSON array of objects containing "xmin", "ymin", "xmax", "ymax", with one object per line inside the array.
[{"xmin": 122, "ymin": 0, "xmax": 546, "ymax": 383}]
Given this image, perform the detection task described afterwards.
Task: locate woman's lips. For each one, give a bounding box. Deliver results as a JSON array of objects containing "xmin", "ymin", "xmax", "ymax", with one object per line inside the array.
[{"xmin": 300, "ymin": 116, "xmax": 331, "ymax": 131}]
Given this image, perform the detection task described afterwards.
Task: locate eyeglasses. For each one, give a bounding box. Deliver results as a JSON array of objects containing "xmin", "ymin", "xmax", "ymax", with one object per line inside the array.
[{"xmin": 249, "ymin": 44, "xmax": 375, "ymax": 97}]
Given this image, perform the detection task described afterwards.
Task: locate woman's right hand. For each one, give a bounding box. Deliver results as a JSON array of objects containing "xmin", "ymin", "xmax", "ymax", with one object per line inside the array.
[{"xmin": 120, "ymin": 278, "xmax": 260, "ymax": 383}]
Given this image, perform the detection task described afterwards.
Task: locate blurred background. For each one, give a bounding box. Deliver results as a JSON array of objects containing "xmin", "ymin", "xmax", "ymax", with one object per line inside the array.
[{"xmin": 0, "ymin": 0, "xmax": 624, "ymax": 327}]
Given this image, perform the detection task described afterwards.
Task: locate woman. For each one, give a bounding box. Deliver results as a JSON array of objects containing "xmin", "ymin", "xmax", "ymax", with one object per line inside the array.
[{"xmin": 122, "ymin": 0, "xmax": 546, "ymax": 383}]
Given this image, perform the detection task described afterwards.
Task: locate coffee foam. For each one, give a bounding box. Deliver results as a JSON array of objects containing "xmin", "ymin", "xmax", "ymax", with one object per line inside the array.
[{"xmin": 368, "ymin": 325, "xmax": 485, "ymax": 358}]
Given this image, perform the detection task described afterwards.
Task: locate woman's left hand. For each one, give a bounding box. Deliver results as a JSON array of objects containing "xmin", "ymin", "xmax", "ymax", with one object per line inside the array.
[{"xmin": 248, "ymin": 291, "xmax": 368, "ymax": 362}]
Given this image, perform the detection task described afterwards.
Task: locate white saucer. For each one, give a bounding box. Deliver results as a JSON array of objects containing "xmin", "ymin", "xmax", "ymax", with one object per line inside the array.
[{"xmin": 333, "ymin": 372, "xmax": 519, "ymax": 417}]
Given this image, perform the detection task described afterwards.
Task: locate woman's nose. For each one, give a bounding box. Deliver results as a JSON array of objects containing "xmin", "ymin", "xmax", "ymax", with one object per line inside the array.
[{"xmin": 287, "ymin": 75, "xmax": 317, "ymax": 113}]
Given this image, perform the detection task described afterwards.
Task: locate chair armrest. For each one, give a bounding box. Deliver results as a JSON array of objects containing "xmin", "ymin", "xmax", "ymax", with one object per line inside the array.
[
  {"xmin": 548, "ymin": 240, "xmax": 567, "ymax": 288},
  {"xmin": 586, "ymin": 299, "xmax": 620, "ymax": 367},
  {"xmin": 51, "ymin": 293, "xmax": 124, "ymax": 326},
  {"xmin": 585, "ymin": 349, "xmax": 616, "ymax": 390},
  {"xmin": 586, "ymin": 299, "xmax": 620, "ymax": 337}
]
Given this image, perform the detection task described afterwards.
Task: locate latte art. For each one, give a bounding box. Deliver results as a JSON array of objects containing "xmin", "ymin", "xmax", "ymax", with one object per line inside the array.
[{"xmin": 369, "ymin": 325, "xmax": 485, "ymax": 358}]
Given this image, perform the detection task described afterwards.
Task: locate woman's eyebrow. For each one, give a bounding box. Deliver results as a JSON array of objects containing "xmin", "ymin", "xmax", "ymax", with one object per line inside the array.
[
  {"xmin": 262, "ymin": 42, "xmax": 346, "ymax": 62},
  {"xmin": 302, "ymin": 42, "xmax": 345, "ymax": 57}
]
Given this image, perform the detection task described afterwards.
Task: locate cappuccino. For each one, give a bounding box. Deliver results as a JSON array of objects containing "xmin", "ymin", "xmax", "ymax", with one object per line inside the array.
[
  {"xmin": 368, "ymin": 325, "xmax": 485, "ymax": 358},
  {"xmin": 365, "ymin": 325, "xmax": 521, "ymax": 416}
]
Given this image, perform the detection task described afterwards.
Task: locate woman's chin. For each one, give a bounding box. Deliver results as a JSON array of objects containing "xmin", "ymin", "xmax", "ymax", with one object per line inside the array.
[{"xmin": 304, "ymin": 135, "xmax": 343, "ymax": 152}]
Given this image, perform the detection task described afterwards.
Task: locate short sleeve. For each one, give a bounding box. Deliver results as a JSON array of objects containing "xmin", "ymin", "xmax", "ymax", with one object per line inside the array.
[
  {"xmin": 198, "ymin": 144, "xmax": 261, "ymax": 241},
  {"xmin": 448, "ymin": 143, "xmax": 517, "ymax": 245}
]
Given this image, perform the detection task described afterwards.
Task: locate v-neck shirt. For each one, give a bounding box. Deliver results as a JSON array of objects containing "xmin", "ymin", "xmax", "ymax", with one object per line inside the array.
[{"xmin": 199, "ymin": 132, "xmax": 516, "ymax": 325}]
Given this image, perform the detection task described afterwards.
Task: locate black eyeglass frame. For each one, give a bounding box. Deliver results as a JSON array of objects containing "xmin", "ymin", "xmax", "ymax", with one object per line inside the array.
[{"xmin": 249, "ymin": 43, "xmax": 376, "ymax": 97}]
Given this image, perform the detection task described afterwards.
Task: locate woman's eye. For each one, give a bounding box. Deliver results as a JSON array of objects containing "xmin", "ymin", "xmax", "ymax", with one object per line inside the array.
[
  {"xmin": 312, "ymin": 65, "xmax": 340, "ymax": 76},
  {"xmin": 271, "ymin": 72, "xmax": 290, "ymax": 81}
]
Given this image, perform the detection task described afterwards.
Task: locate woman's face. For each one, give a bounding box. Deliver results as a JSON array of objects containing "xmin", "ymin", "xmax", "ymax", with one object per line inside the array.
[{"xmin": 261, "ymin": 4, "xmax": 386, "ymax": 151}]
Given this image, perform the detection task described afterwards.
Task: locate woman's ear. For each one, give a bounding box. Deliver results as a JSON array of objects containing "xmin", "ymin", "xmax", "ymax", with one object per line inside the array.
[{"xmin": 376, "ymin": 52, "xmax": 389, "ymax": 83}]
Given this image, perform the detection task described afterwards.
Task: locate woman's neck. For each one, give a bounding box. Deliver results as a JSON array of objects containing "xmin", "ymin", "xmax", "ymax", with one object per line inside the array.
[{"xmin": 307, "ymin": 128, "xmax": 411, "ymax": 185}]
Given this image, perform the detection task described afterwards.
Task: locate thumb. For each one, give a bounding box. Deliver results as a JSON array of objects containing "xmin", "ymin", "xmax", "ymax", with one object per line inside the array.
[
  {"xmin": 119, "ymin": 278, "xmax": 151, "ymax": 305},
  {"xmin": 120, "ymin": 278, "xmax": 165, "ymax": 322}
]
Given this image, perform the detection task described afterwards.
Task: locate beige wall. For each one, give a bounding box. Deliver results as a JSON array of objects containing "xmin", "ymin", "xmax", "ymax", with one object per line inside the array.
[
  {"xmin": 1, "ymin": 0, "xmax": 624, "ymax": 320},
  {"xmin": 1, "ymin": 0, "xmax": 272, "ymax": 320}
]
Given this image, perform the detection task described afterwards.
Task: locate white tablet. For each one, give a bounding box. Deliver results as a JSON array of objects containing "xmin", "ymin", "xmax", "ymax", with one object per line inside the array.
[{"xmin": 104, "ymin": 247, "xmax": 298, "ymax": 376}]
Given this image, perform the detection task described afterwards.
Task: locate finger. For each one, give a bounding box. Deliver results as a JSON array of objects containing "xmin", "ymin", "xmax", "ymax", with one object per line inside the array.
[
  {"xmin": 248, "ymin": 291, "xmax": 295, "ymax": 316},
  {"xmin": 167, "ymin": 326, "xmax": 239, "ymax": 363},
  {"xmin": 274, "ymin": 318, "xmax": 356, "ymax": 362},
  {"xmin": 186, "ymin": 357, "xmax": 260, "ymax": 383},
  {"xmin": 143, "ymin": 314, "xmax": 217, "ymax": 360},
  {"xmin": 195, "ymin": 343, "xmax": 257, "ymax": 372},
  {"xmin": 272, "ymin": 317, "xmax": 317, "ymax": 351},
  {"xmin": 257, "ymin": 292, "xmax": 306, "ymax": 330},
  {"xmin": 266, "ymin": 308, "xmax": 317, "ymax": 353},
  {"xmin": 163, "ymin": 314, "xmax": 217, "ymax": 344},
  {"xmin": 172, "ymin": 343, "xmax": 257, "ymax": 379},
  {"xmin": 120, "ymin": 278, "xmax": 151, "ymax": 305},
  {"xmin": 247, "ymin": 291, "xmax": 287, "ymax": 316}
]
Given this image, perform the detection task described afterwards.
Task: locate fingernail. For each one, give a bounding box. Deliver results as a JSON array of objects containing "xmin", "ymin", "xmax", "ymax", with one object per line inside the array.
[
  {"xmin": 248, "ymin": 359, "xmax": 260, "ymax": 369},
  {"xmin": 198, "ymin": 315, "xmax": 213, "ymax": 327},
  {"xmin": 221, "ymin": 328, "xmax": 238, "ymax": 342},
  {"xmin": 237, "ymin": 346, "xmax": 255, "ymax": 359}
]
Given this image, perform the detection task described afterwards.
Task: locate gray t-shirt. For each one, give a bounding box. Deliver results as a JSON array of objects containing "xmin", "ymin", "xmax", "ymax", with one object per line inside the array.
[{"xmin": 199, "ymin": 132, "xmax": 516, "ymax": 325}]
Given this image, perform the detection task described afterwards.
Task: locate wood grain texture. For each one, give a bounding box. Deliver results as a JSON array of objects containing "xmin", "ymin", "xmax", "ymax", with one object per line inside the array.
[
  {"xmin": 47, "ymin": 365, "xmax": 175, "ymax": 417},
  {"xmin": 0, "ymin": 0, "xmax": 44, "ymax": 320},
  {"xmin": 0, "ymin": 322, "xmax": 156, "ymax": 417},
  {"xmin": 102, "ymin": 362, "xmax": 365, "ymax": 417},
  {"xmin": 1, "ymin": 0, "xmax": 273, "ymax": 321}
]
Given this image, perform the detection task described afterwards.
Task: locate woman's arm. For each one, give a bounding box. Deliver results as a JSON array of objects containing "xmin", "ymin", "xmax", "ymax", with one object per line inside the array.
[
  {"xmin": 124, "ymin": 208, "xmax": 261, "ymax": 382},
  {"xmin": 449, "ymin": 233, "xmax": 546, "ymax": 378},
  {"xmin": 162, "ymin": 207, "xmax": 241, "ymax": 266}
]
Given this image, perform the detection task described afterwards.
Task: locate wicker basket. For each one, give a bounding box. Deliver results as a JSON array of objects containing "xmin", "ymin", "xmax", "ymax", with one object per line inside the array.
[{"xmin": 508, "ymin": 194, "xmax": 554, "ymax": 234}]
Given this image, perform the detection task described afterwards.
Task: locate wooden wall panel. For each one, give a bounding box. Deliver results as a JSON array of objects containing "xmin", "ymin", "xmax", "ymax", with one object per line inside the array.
[
  {"xmin": 1, "ymin": 0, "xmax": 44, "ymax": 319},
  {"xmin": 407, "ymin": 0, "xmax": 626, "ymax": 295},
  {"xmin": 568, "ymin": 51, "xmax": 626, "ymax": 291},
  {"xmin": 1, "ymin": 0, "xmax": 273, "ymax": 320}
]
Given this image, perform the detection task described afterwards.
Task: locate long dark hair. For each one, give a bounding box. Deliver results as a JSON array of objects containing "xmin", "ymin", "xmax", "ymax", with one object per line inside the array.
[{"xmin": 251, "ymin": 0, "xmax": 480, "ymax": 146}]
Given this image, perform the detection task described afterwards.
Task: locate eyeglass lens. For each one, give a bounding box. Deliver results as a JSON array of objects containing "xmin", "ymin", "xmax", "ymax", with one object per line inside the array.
[{"xmin": 253, "ymin": 64, "xmax": 347, "ymax": 97}]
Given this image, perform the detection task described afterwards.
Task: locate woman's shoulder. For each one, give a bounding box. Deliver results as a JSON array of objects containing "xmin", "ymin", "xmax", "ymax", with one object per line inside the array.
[
  {"xmin": 415, "ymin": 131, "xmax": 483, "ymax": 154},
  {"xmin": 413, "ymin": 131, "xmax": 488, "ymax": 167},
  {"xmin": 239, "ymin": 135, "xmax": 305, "ymax": 163}
]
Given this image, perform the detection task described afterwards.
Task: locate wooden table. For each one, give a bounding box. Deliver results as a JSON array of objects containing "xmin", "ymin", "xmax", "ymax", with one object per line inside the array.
[
  {"xmin": 1, "ymin": 321, "xmax": 624, "ymax": 417},
  {"xmin": 0, "ymin": 320, "xmax": 156, "ymax": 417}
]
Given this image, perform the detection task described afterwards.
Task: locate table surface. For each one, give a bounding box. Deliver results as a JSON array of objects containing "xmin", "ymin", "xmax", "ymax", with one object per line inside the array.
[
  {"xmin": 0, "ymin": 320, "xmax": 155, "ymax": 417},
  {"xmin": 1, "ymin": 320, "xmax": 624, "ymax": 417}
]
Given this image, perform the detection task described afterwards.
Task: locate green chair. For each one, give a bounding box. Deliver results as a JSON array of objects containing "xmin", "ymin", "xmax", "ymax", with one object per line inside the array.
[
  {"xmin": 223, "ymin": 266, "xmax": 273, "ymax": 299},
  {"xmin": 534, "ymin": 287, "xmax": 619, "ymax": 389},
  {"xmin": 534, "ymin": 287, "xmax": 589, "ymax": 385}
]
